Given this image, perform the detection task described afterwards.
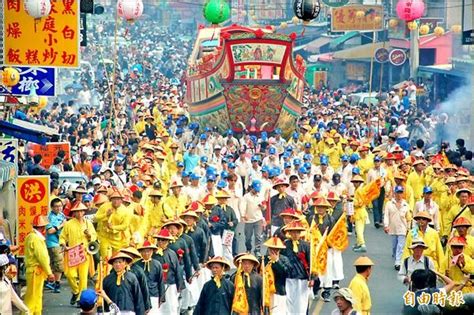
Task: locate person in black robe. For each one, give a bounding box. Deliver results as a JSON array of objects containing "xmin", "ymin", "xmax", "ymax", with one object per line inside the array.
[
  {"xmin": 217, "ymin": 191, "xmax": 239, "ymax": 256},
  {"xmin": 269, "ymin": 180, "xmax": 296, "ymax": 232},
  {"xmin": 153, "ymin": 228, "xmax": 183, "ymax": 314},
  {"xmin": 196, "ymin": 209, "xmax": 211, "ymax": 261},
  {"xmin": 119, "ymin": 247, "xmax": 152, "ymax": 313},
  {"xmin": 102, "ymin": 252, "xmax": 145, "ymax": 315},
  {"xmin": 194, "ymin": 256, "xmax": 234, "ymax": 315},
  {"xmin": 137, "ymin": 240, "xmax": 165, "ymax": 312},
  {"xmin": 232, "ymin": 254, "xmax": 263, "ymax": 315},
  {"xmin": 272, "ymin": 208, "xmax": 299, "ymax": 241},
  {"xmin": 163, "ymin": 221, "xmax": 194, "ymax": 283},
  {"xmin": 262, "ymin": 236, "xmax": 291, "ymax": 314},
  {"xmin": 182, "ymin": 210, "xmax": 208, "ymax": 264}
]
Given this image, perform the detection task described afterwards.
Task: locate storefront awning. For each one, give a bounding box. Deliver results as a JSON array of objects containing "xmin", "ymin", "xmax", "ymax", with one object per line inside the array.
[
  {"xmin": 304, "ymin": 37, "xmax": 332, "ymax": 53},
  {"xmin": 0, "ymin": 120, "xmax": 50, "ymax": 145},
  {"xmin": 418, "ymin": 64, "xmax": 466, "ymax": 77},
  {"xmin": 308, "ymin": 53, "xmax": 334, "ymax": 63},
  {"xmin": 329, "ymin": 31, "xmax": 359, "ymax": 49},
  {"xmin": 332, "ymin": 42, "xmax": 390, "ymax": 61}
]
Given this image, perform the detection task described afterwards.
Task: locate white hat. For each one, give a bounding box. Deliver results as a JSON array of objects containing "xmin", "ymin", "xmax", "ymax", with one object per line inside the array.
[
  {"xmin": 0, "ymin": 254, "xmax": 9, "ymax": 267},
  {"xmin": 92, "ymin": 178, "xmax": 101, "ymax": 185}
]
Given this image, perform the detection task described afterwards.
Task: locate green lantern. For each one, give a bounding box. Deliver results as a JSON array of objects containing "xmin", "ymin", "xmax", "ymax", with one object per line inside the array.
[{"xmin": 203, "ymin": 0, "xmax": 230, "ymax": 25}]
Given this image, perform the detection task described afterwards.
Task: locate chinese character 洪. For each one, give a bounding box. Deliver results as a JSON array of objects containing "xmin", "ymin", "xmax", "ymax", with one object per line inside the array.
[
  {"xmin": 6, "ymin": 22, "xmax": 22, "ymax": 39},
  {"xmin": 17, "ymin": 77, "xmax": 40, "ymax": 93},
  {"xmin": 23, "ymin": 182, "xmax": 43, "ymax": 202},
  {"xmin": 403, "ymin": 291, "xmax": 415, "ymax": 307}
]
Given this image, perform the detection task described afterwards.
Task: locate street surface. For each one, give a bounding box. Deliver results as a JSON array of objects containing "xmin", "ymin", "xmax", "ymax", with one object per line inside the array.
[{"xmin": 34, "ymin": 220, "xmax": 406, "ymax": 315}]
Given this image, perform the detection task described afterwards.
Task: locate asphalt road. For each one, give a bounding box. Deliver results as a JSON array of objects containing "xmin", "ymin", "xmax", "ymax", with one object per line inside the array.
[{"xmin": 32, "ymin": 220, "xmax": 406, "ymax": 314}]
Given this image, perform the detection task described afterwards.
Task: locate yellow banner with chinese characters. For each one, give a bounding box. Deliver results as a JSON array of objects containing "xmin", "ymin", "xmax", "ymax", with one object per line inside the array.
[
  {"xmin": 331, "ymin": 5, "xmax": 384, "ymax": 32},
  {"xmin": 17, "ymin": 176, "xmax": 50, "ymax": 256},
  {"xmin": 4, "ymin": 0, "xmax": 80, "ymax": 67}
]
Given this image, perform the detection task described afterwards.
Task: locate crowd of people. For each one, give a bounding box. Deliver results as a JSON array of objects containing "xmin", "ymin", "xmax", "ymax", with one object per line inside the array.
[{"xmin": 1, "ymin": 13, "xmax": 474, "ymax": 315}]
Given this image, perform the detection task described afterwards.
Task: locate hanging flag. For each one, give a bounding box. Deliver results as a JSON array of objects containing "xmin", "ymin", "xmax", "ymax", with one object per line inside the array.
[
  {"xmin": 232, "ymin": 265, "xmax": 249, "ymax": 314},
  {"xmin": 327, "ymin": 214, "xmax": 349, "ymax": 251}
]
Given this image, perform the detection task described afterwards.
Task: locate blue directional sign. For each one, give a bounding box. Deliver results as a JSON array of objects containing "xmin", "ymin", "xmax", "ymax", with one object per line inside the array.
[{"xmin": 0, "ymin": 66, "xmax": 56, "ymax": 97}]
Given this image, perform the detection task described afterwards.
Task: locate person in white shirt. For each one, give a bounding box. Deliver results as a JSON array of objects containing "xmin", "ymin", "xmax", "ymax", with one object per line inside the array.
[
  {"xmin": 270, "ymin": 128, "xmax": 287, "ymax": 155},
  {"xmin": 186, "ymin": 173, "xmax": 203, "ymax": 201},
  {"xmin": 227, "ymin": 163, "xmax": 243, "ymax": 196},
  {"xmin": 241, "ymin": 180, "xmax": 266, "ymax": 256},
  {"xmin": 383, "ymin": 186, "xmax": 410, "ymax": 270},
  {"xmin": 330, "ymin": 288, "xmax": 360, "ymax": 315},
  {"xmin": 339, "ymin": 155, "xmax": 353, "ymax": 187},
  {"xmin": 0, "ymin": 254, "xmax": 30, "ymax": 315},
  {"xmin": 235, "ymin": 152, "xmax": 252, "ymax": 191},
  {"xmin": 397, "ymin": 239, "xmax": 435, "ymax": 286},
  {"xmin": 389, "ymin": 91, "xmax": 400, "ymax": 110},
  {"xmin": 262, "ymin": 147, "xmax": 280, "ymax": 169},
  {"xmin": 286, "ymin": 175, "xmax": 306, "ymax": 212},
  {"xmin": 413, "ymin": 186, "xmax": 440, "ymax": 231}
]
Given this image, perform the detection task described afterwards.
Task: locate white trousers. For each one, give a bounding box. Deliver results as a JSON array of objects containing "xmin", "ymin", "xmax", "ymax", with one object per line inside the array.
[
  {"xmin": 180, "ymin": 268, "xmax": 200, "ymax": 310},
  {"xmin": 148, "ymin": 297, "xmax": 160, "ymax": 314},
  {"xmin": 271, "ymin": 225, "xmax": 279, "ymax": 236},
  {"xmin": 271, "ymin": 294, "xmax": 287, "ymax": 314},
  {"xmin": 285, "ymin": 279, "xmax": 309, "ymax": 315},
  {"xmin": 211, "ymin": 234, "xmax": 223, "ymax": 257},
  {"xmin": 157, "ymin": 284, "xmax": 178, "ymax": 315},
  {"xmin": 319, "ymin": 248, "xmax": 344, "ymax": 287}
]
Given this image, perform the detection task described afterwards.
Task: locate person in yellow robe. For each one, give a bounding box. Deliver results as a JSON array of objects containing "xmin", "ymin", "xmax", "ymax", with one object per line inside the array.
[
  {"xmin": 450, "ymin": 217, "xmax": 474, "ymax": 258},
  {"xmin": 402, "ymin": 211, "xmax": 445, "ymax": 272},
  {"xmin": 134, "ymin": 112, "xmax": 146, "ymax": 136},
  {"xmin": 406, "ymin": 160, "xmax": 427, "ymax": 202},
  {"xmin": 124, "ymin": 194, "xmax": 149, "ymax": 246},
  {"xmin": 24, "ymin": 215, "xmax": 55, "ymax": 315},
  {"xmin": 357, "ymin": 145, "xmax": 374, "ymax": 180},
  {"xmin": 324, "ymin": 138, "xmax": 343, "ymax": 170},
  {"xmin": 351, "ymin": 175, "xmax": 368, "ymax": 252},
  {"xmin": 442, "ymin": 189, "xmax": 473, "ymax": 242},
  {"xmin": 442, "ymin": 236, "xmax": 474, "ymax": 293},
  {"xmin": 95, "ymin": 190, "xmax": 132, "ymax": 257},
  {"xmin": 145, "ymin": 189, "xmax": 167, "ymax": 235},
  {"xmin": 163, "ymin": 179, "xmax": 188, "ymax": 219},
  {"xmin": 59, "ymin": 202, "xmax": 97, "ymax": 305},
  {"xmin": 349, "ymin": 256, "xmax": 374, "ymax": 315}
]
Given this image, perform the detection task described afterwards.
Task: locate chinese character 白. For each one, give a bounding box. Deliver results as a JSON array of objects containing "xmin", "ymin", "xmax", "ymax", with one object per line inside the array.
[
  {"xmin": 447, "ymin": 290, "xmax": 465, "ymax": 307},
  {"xmin": 62, "ymin": 25, "xmax": 75, "ymax": 40},
  {"xmin": 6, "ymin": 22, "xmax": 22, "ymax": 39},
  {"xmin": 403, "ymin": 291, "xmax": 415, "ymax": 307}
]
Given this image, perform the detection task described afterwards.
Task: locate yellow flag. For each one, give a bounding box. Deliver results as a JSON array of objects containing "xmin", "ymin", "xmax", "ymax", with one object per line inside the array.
[
  {"xmin": 315, "ymin": 230, "xmax": 329, "ymax": 275},
  {"xmin": 232, "ymin": 265, "xmax": 249, "ymax": 314},
  {"xmin": 263, "ymin": 261, "xmax": 276, "ymax": 308},
  {"xmin": 327, "ymin": 215, "xmax": 349, "ymax": 251},
  {"xmin": 309, "ymin": 221, "xmax": 323, "ymax": 276},
  {"xmin": 360, "ymin": 178, "xmax": 382, "ymax": 207}
]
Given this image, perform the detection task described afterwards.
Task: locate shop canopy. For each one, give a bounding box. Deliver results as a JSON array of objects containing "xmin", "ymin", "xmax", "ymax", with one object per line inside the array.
[
  {"xmin": 329, "ymin": 31, "xmax": 359, "ymax": 49},
  {"xmin": 304, "ymin": 37, "xmax": 332, "ymax": 53},
  {"xmin": 0, "ymin": 160, "xmax": 16, "ymax": 185},
  {"xmin": 0, "ymin": 120, "xmax": 57, "ymax": 145},
  {"xmin": 332, "ymin": 42, "xmax": 390, "ymax": 61}
]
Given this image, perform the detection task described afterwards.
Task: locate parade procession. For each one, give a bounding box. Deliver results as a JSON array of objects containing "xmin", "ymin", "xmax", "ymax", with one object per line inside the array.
[{"xmin": 1, "ymin": 0, "xmax": 474, "ymax": 314}]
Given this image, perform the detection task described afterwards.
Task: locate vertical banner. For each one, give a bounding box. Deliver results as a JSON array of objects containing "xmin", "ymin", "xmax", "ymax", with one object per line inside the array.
[
  {"xmin": 4, "ymin": 0, "xmax": 80, "ymax": 67},
  {"xmin": 17, "ymin": 176, "xmax": 50, "ymax": 256},
  {"xmin": 0, "ymin": 138, "xmax": 18, "ymax": 164}
]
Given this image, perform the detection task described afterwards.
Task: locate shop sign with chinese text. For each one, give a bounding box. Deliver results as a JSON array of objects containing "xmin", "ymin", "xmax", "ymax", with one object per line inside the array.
[
  {"xmin": 4, "ymin": 0, "xmax": 80, "ymax": 68},
  {"xmin": 17, "ymin": 176, "xmax": 50, "ymax": 256},
  {"xmin": 28, "ymin": 142, "xmax": 71, "ymax": 169},
  {"xmin": 0, "ymin": 66, "xmax": 56, "ymax": 96},
  {"xmin": 0, "ymin": 138, "xmax": 18, "ymax": 164},
  {"xmin": 331, "ymin": 5, "xmax": 384, "ymax": 32}
]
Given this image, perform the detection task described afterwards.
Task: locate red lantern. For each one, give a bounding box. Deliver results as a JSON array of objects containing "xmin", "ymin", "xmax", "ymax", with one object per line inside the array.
[{"xmin": 396, "ymin": 0, "xmax": 425, "ymax": 22}]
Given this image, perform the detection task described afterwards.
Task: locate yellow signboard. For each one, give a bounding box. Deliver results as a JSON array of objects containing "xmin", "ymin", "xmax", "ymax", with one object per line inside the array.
[
  {"xmin": 331, "ymin": 5, "xmax": 384, "ymax": 32},
  {"xmin": 17, "ymin": 176, "xmax": 50, "ymax": 256},
  {"xmin": 4, "ymin": 0, "xmax": 80, "ymax": 67}
]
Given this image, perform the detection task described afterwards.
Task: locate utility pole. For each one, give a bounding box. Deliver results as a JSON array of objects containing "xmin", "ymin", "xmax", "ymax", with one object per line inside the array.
[{"xmin": 409, "ymin": 27, "xmax": 419, "ymax": 78}]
